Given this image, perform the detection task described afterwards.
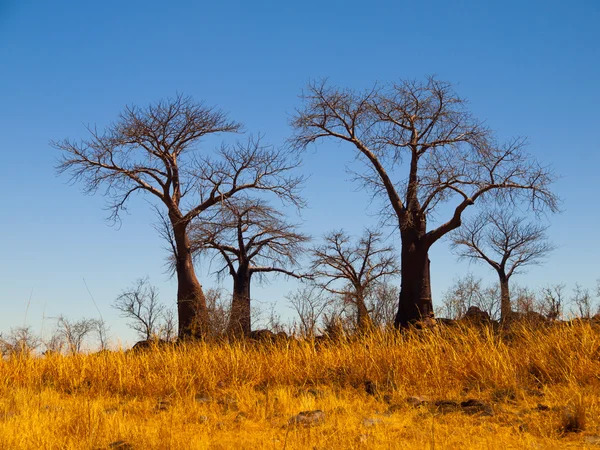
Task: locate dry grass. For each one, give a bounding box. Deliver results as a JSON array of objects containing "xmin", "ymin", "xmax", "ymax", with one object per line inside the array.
[{"xmin": 1, "ymin": 322, "xmax": 600, "ymax": 449}]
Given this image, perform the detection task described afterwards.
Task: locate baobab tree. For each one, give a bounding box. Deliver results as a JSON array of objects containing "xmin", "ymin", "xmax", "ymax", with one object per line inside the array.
[
  {"xmin": 450, "ymin": 209, "xmax": 555, "ymax": 320},
  {"xmin": 189, "ymin": 197, "xmax": 308, "ymax": 337},
  {"xmin": 291, "ymin": 77, "xmax": 558, "ymax": 327},
  {"xmin": 310, "ymin": 229, "xmax": 399, "ymax": 331},
  {"xmin": 53, "ymin": 95, "xmax": 303, "ymax": 338}
]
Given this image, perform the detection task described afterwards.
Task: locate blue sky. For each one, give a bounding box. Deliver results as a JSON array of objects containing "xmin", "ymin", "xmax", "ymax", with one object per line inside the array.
[{"xmin": 1, "ymin": 0, "xmax": 598, "ymax": 346}]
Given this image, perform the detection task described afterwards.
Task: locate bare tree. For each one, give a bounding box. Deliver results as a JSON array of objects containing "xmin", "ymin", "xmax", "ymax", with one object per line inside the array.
[
  {"xmin": 571, "ymin": 284, "xmax": 594, "ymax": 319},
  {"xmin": 93, "ymin": 318, "xmax": 111, "ymax": 351},
  {"xmin": 512, "ymin": 285, "xmax": 539, "ymax": 315},
  {"xmin": 310, "ymin": 229, "xmax": 399, "ymax": 331},
  {"xmin": 56, "ymin": 316, "xmax": 97, "ymax": 354},
  {"xmin": 538, "ymin": 284, "xmax": 566, "ymax": 320},
  {"xmin": 53, "ymin": 95, "xmax": 303, "ymax": 338},
  {"xmin": 287, "ymin": 286, "xmax": 331, "ymax": 337},
  {"xmin": 450, "ymin": 209, "xmax": 555, "ymax": 320},
  {"xmin": 189, "ymin": 197, "xmax": 309, "ymax": 337},
  {"xmin": 113, "ymin": 278, "xmax": 166, "ymax": 341},
  {"xmin": 291, "ymin": 78, "xmax": 559, "ymax": 327},
  {"xmin": 202, "ymin": 288, "xmax": 231, "ymax": 339},
  {"xmin": 0, "ymin": 326, "xmax": 40, "ymax": 357},
  {"xmin": 440, "ymin": 274, "xmax": 500, "ymax": 320},
  {"xmin": 367, "ymin": 282, "xmax": 400, "ymax": 327}
]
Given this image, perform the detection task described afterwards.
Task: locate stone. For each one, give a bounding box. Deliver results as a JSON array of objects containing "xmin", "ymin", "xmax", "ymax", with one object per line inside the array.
[
  {"xmin": 130, "ymin": 339, "xmax": 171, "ymax": 352},
  {"xmin": 461, "ymin": 306, "xmax": 491, "ymax": 324},
  {"xmin": 356, "ymin": 434, "xmax": 369, "ymax": 444},
  {"xmin": 434, "ymin": 400, "xmax": 460, "ymax": 413},
  {"xmin": 406, "ymin": 396, "xmax": 429, "ymax": 407},
  {"xmin": 584, "ymin": 436, "xmax": 600, "ymax": 445},
  {"xmin": 364, "ymin": 380, "xmax": 378, "ymax": 396},
  {"xmin": 362, "ymin": 417, "xmax": 383, "ymax": 427},
  {"xmin": 194, "ymin": 393, "xmax": 212, "ymax": 404},
  {"xmin": 108, "ymin": 441, "xmax": 132, "ymax": 449},
  {"xmin": 460, "ymin": 399, "xmax": 493, "ymax": 416},
  {"xmin": 288, "ymin": 410, "xmax": 325, "ymax": 426}
]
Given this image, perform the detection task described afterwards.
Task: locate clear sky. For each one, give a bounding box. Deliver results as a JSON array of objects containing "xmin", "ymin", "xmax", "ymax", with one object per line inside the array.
[{"xmin": 1, "ymin": 0, "xmax": 598, "ymax": 346}]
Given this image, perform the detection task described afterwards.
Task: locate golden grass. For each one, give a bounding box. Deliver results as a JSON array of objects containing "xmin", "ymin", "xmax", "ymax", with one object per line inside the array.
[{"xmin": 1, "ymin": 322, "xmax": 600, "ymax": 449}]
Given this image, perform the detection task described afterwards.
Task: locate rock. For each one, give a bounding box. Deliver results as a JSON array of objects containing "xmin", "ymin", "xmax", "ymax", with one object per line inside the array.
[
  {"xmin": 436, "ymin": 318, "xmax": 457, "ymax": 327},
  {"xmin": 364, "ymin": 380, "xmax": 378, "ymax": 396},
  {"xmin": 249, "ymin": 329, "xmax": 276, "ymax": 342},
  {"xmin": 108, "ymin": 441, "xmax": 133, "ymax": 450},
  {"xmin": 584, "ymin": 436, "xmax": 600, "ymax": 445},
  {"xmin": 306, "ymin": 388, "xmax": 326, "ymax": 399},
  {"xmin": 217, "ymin": 395, "xmax": 238, "ymax": 412},
  {"xmin": 460, "ymin": 399, "xmax": 493, "ymax": 416},
  {"xmin": 356, "ymin": 434, "xmax": 369, "ymax": 444},
  {"xmin": 154, "ymin": 399, "xmax": 171, "ymax": 411},
  {"xmin": 561, "ymin": 407, "xmax": 586, "ymax": 433},
  {"xmin": 491, "ymin": 388, "xmax": 517, "ymax": 402},
  {"xmin": 406, "ymin": 396, "xmax": 429, "ymax": 407},
  {"xmin": 434, "ymin": 400, "xmax": 460, "ymax": 413},
  {"xmin": 385, "ymin": 404, "xmax": 403, "ymax": 415},
  {"xmin": 362, "ymin": 417, "xmax": 383, "ymax": 427},
  {"xmin": 461, "ymin": 306, "xmax": 491, "ymax": 324},
  {"xmin": 288, "ymin": 410, "xmax": 325, "ymax": 426},
  {"xmin": 234, "ymin": 412, "xmax": 248, "ymax": 423},
  {"xmin": 194, "ymin": 393, "xmax": 212, "ymax": 404},
  {"xmin": 130, "ymin": 339, "xmax": 171, "ymax": 352}
]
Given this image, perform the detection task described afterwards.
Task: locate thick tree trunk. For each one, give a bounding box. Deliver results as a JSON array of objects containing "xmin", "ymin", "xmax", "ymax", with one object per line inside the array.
[
  {"xmin": 172, "ymin": 218, "xmax": 207, "ymax": 339},
  {"xmin": 395, "ymin": 225, "xmax": 433, "ymax": 327},
  {"xmin": 355, "ymin": 290, "xmax": 373, "ymax": 332},
  {"xmin": 499, "ymin": 273, "xmax": 511, "ymax": 321},
  {"xmin": 227, "ymin": 270, "xmax": 252, "ymax": 338}
]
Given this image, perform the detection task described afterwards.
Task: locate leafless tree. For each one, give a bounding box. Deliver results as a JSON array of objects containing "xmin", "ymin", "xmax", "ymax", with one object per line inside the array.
[
  {"xmin": 189, "ymin": 197, "xmax": 309, "ymax": 337},
  {"xmin": 512, "ymin": 285, "xmax": 539, "ymax": 315},
  {"xmin": 367, "ymin": 282, "xmax": 399, "ymax": 328},
  {"xmin": 310, "ymin": 229, "xmax": 399, "ymax": 331},
  {"xmin": 538, "ymin": 284, "xmax": 566, "ymax": 320},
  {"xmin": 203, "ymin": 288, "xmax": 231, "ymax": 338},
  {"xmin": 53, "ymin": 95, "xmax": 303, "ymax": 338},
  {"xmin": 113, "ymin": 278, "xmax": 166, "ymax": 341},
  {"xmin": 158, "ymin": 307, "xmax": 177, "ymax": 342},
  {"xmin": 287, "ymin": 286, "xmax": 331, "ymax": 337},
  {"xmin": 42, "ymin": 332, "xmax": 65, "ymax": 355},
  {"xmin": 571, "ymin": 284, "xmax": 594, "ymax": 319},
  {"xmin": 291, "ymin": 77, "xmax": 559, "ymax": 327},
  {"xmin": 56, "ymin": 316, "xmax": 97, "ymax": 354},
  {"xmin": 0, "ymin": 326, "xmax": 40, "ymax": 357},
  {"xmin": 450, "ymin": 209, "xmax": 555, "ymax": 320},
  {"xmin": 440, "ymin": 274, "xmax": 500, "ymax": 320},
  {"xmin": 93, "ymin": 318, "xmax": 111, "ymax": 351}
]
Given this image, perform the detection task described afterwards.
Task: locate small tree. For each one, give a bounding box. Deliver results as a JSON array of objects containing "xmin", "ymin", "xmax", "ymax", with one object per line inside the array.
[
  {"xmin": 571, "ymin": 284, "xmax": 594, "ymax": 319},
  {"xmin": 367, "ymin": 282, "xmax": 400, "ymax": 327},
  {"xmin": 0, "ymin": 327, "xmax": 40, "ymax": 357},
  {"xmin": 287, "ymin": 286, "xmax": 331, "ymax": 337},
  {"xmin": 113, "ymin": 278, "xmax": 167, "ymax": 341},
  {"xmin": 56, "ymin": 316, "xmax": 97, "ymax": 354},
  {"xmin": 190, "ymin": 197, "xmax": 308, "ymax": 337},
  {"xmin": 54, "ymin": 95, "xmax": 303, "ymax": 338},
  {"xmin": 450, "ymin": 209, "xmax": 555, "ymax": 320},
  {"xmin": 440, "ymin": 274, "xmax": 500, "ymax": 320},
  {"xmin": 93, "ymin": 318, "xmax": 111, "ymax": 351},
  {"xmin": 538, "ymin": 284, "xmax": 566, "ymax": 320},
  {"xmin": 310, "ymin": 229, "xmax": 399, "ymax": 331}
]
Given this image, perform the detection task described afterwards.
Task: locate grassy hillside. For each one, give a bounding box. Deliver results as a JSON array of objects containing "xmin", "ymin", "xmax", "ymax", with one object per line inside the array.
[{"xmin": 1, "ymin": 322, "xmax": 599, "ymax": 449}]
